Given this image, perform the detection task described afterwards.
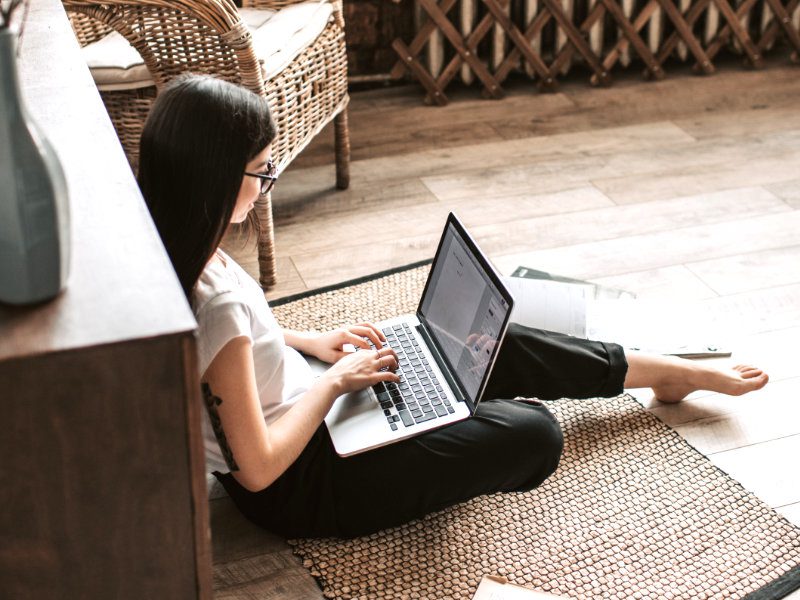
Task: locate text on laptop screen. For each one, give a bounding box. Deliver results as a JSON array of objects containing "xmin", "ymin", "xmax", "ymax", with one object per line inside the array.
[{"xmin": 419, "ymin": 223, "xmax": 510, "ymax": 403}]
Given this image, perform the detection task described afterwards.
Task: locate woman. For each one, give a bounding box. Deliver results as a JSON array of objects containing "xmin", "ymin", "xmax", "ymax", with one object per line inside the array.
[{"xmin": 139, "ymin": 75, "xmax": 769, "ymax": 538}]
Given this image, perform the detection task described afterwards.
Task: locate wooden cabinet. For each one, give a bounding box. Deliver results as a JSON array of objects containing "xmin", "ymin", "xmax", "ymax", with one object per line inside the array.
[{"xmin": 0, "ymin": 1, "xmax": 211, "ymax": 597}]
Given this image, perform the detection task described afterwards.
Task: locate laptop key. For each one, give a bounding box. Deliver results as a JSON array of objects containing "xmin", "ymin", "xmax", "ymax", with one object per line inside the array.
[
  {"xmin": 414, "ymin": 412, "xmax": 437, "ymax": 423},
  {"xmin": 447, "ymin": 407, "xmax": 455, "ymax": 414},
  {"xmin": 411, "ymin": 409, "xmax": 423, "ymax": 419},
  {"xmin": 398, "ymin": 410, "xmax": 415, "ymax": 427},
  {"xmin": 390, "ymin": 423, "xmax": 398, "ymax": 431},
  {"xmin": 434, "ymin": 404, "xmax": 448, "ymax": 417},
  {"xmin": 383, "ymin": 409, "xmax": 391, "ymax": 416}
]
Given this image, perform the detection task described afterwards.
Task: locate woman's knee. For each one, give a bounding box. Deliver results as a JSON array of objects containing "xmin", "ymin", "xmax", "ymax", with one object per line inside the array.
[
  {"xmin": 484, "ymin": 400, "xmax": 564, "ymax": 491},
  {"xmin": 516, "ymin": 401, "xmax": 563, "ymax": 470}
]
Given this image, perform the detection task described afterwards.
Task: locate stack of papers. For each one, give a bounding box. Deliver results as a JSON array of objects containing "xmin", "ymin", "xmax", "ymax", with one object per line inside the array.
[{"xmin": 504, "ymin": 267, "xmax": 730, "ymax": 358}]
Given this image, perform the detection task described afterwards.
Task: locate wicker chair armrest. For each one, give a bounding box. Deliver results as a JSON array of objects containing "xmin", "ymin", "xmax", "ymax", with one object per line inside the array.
[
  {"xmin": 62, "ymin": 0, "xmax": 265, "ymax": 94},
  {"xmin": 63, "ymin": 0, "xmax": 243, "ymax": 36}
]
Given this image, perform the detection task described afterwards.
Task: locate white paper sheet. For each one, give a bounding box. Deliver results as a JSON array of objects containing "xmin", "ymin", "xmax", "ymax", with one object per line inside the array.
[
  {"xmin": 503, "ymin": 276, "xmax": 730, "ymax": 357},
  {"xmin": 503, "ymin": 277, "xmax": 589, "ymax": 338}
]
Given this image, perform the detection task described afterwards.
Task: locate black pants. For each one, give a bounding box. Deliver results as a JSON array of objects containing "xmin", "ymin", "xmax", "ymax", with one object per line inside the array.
[{"xmin": 216, "ymin": 324, "xmax": 628, "ymax": 538}]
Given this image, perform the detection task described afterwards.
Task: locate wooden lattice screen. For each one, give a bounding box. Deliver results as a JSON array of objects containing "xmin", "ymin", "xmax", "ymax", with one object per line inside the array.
[{"xmin": 392, "ymin": 0, "xmax": 800, "ymax": 103}]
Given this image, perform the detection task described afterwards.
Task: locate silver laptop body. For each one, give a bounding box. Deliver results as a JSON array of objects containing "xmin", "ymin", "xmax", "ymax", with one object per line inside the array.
[{"xmin": 311, "ymin": 213, "xmax": 515, "ymax": 457}]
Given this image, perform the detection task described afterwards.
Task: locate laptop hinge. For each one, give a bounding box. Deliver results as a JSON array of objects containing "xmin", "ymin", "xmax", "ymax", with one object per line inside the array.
[{"xmin": 415, "ymin": 323, "xmax": 469, "ymax": 406}]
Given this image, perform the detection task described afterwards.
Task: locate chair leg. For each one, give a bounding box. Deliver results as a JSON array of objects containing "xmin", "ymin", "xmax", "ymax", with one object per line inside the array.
[
  {"xmin": 334, "ymin": 109, "xmax": 351, "ymax": 190},
  {"xmin": 254, "ymin": 191, "xmax": 277, "ymax": 290}
]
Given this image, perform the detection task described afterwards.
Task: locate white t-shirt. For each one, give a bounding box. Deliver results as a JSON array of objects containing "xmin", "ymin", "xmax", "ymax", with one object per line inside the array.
[{"xmin": 192, "ymin": 250, "xmax": 314, "ymax": 472}]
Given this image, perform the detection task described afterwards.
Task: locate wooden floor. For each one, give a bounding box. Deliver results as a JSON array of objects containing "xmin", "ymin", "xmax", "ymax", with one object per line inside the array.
[{"xmin": 215, "ymin": 61, "xmax": 800, "ymax": 599}]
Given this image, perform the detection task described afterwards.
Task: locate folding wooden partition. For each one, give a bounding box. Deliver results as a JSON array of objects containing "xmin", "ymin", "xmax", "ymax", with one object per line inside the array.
[{"xmin": 392, "ymin": 0, "xmax": 800, "ymax": 103}]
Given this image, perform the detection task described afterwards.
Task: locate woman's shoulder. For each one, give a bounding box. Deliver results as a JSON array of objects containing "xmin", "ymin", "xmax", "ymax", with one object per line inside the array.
[{"xmin": 193, "ymin": 255, "xmax": 251, "ymax": 315}]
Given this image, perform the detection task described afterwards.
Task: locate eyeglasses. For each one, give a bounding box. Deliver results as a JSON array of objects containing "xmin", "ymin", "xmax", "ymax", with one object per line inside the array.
[{"xmin": 244, "ymin": 159, "xmax": 278, "ymax": 196}]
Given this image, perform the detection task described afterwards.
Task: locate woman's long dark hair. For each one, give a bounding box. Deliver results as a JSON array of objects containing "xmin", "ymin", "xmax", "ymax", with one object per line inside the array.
[{"xmin": 138, "ymin": 74, "xmax": 276, "ymax": 299}]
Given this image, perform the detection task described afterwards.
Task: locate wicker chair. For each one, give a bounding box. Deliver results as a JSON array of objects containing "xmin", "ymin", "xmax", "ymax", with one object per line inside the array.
[{"xmin": 63, "ymin": 0, "xmax": 351, "ymax": 289}]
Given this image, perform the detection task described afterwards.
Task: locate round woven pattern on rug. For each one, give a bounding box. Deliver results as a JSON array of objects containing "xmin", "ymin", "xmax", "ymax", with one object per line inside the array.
[{"xmin": 273, "ymin": 265, "xmax": 800, "ymax": 600}]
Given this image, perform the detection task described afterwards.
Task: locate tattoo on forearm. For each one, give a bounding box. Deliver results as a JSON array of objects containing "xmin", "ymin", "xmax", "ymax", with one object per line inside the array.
[{"xmin": 202, "ymin": 383, "xmax": 240, "ymax": 472}]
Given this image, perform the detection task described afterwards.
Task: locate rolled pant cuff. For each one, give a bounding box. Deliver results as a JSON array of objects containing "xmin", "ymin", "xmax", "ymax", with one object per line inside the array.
[{"xmin": 600, "ymin": 342, "xmax": 628, "ymax": 397}]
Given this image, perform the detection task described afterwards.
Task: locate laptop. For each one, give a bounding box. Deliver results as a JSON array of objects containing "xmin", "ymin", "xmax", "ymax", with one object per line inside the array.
[{"xmin": 309, "ymin": 212, "xmax": 515, "ymax": 456}]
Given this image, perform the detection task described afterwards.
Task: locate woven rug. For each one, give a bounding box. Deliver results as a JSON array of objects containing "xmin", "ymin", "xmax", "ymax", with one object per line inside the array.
[{"xmin": 272, "ymin": 262, "xmax": 800, "ymax": 600}]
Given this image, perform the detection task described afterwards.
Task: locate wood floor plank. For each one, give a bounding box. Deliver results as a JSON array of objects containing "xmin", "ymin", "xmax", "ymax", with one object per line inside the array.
[
  {"xmin": 492, "ymin": 209, "xmax": 800, "ymax": 282},
  {"xmin": 766, "ymin": 178, "xmax": 800, "ymax": 209},
  {"xmin": 478, "ymin": 187, "xmax": 789, "ymax": 261},
  {"xmin": 214, "ymin": 553, "xmax": 323, "ymax": 600},
  {"xmin": 422, "ymin": 129, "xmax": 800, "ymax": 203},
  {"xmin": 290, "ymin": 232, "xmax": 438, "ymax": 290},
  {"xmin": 686, "ymin": 244, "xmax": 800, "ymax": 296},
  {"xmin": 490, "ymin": 65, "xmax": 800, "ymax": 140},
  {"xmin": 290, "ymin": 93, "xmax": 574, "ymax": 169},
  {"xmin": 670, "ymin": 378, "xmax": 800, "ymax": 454},
  {"xmin": 673, "ymin": 106, "xmax": 800, "ymax": 141},
  {"xmin": 275, "ymin": 186, "xmax": 610, "ymax": 257},
  {"xmin": 290, "ymin": 121, "xmax": 507, "ymax": 168},
  {"xmin": 292, "ymin": 89, "xmax": 577, "ymax": 167},
  {"xmin": 693, "ymin": 283, "xmax": 800, "ymax": 337},
  {"xmin": 273, "ymin": 178, "xmax": 439, "ymax": 225},
  {"xmin": 283, "ymin": 121, "xmax": 697, "ymax": 196},
  {"xmin": 290, "ymin": 188, "xmax": 790, "ymax": 290},
  {"xmin": 275, "ymin": 200, "xmax": 451, "ymax": 256},
  {"xmin": 564, "ymin": 63, "xmax": 800, "ymax": 115},
  {"xmin": 709, "ymin": 434, "xmax": 800, "ymax": 507},
  {"xmin": 210, "ymin": 497, "xmax": 323, "ymax": 599},
  {"xmin": 210, "ymin": 497, "xmax": 290, "ymax": 565},
  {"xmin": 592, "ymin": 149, "xmax": 800, "ymax": 204},
  {"xmin": 296, "ymin": 65, "xmax": 800, "ymax": 167}
]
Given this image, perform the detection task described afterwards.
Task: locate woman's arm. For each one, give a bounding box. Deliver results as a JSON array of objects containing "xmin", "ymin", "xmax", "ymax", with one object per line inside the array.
[
  {"xmin": 284, "ymin": 323, "xmax": 386, "ymax": 363},
  {"xmin": 203, "ymin": 335, "xmax": 398, "ymax": 492}
]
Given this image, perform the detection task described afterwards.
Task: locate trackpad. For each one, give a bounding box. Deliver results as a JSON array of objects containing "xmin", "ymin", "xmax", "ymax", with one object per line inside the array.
[{"xmin": 330, "ymin": 389, "xmax": 376, "ymax": 421}]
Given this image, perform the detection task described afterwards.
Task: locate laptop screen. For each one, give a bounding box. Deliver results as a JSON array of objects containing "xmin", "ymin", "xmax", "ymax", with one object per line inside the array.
[{"xmin": 417, "ymin": 215, "xmax": 513, "ymax": 408}]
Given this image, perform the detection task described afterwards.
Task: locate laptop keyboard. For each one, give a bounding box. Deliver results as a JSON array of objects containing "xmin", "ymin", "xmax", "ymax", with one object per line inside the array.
[{"xmin": 371, "ymin": 323, "xmax": 455, "ymax": 431}]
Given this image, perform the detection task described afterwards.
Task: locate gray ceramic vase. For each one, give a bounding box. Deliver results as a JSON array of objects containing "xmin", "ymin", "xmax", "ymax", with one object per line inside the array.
[{"xmin": 0, "ymin": 27, "xmax": 70, "ymax": 305}]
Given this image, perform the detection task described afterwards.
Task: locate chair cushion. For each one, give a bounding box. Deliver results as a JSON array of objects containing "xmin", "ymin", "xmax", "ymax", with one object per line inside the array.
[{"xmin": 81, "ymin": 0, "xmax": 334, "ymax": 92}]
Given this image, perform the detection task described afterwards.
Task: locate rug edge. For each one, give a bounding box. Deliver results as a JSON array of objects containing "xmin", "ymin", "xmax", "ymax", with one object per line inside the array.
[
  {"xmin": 270, "ymin": 259, "xmax": 433, "ymax": 307},
  {"xmin": 743, "ymin": 563, "xmax": 800, "ymax": 600}
]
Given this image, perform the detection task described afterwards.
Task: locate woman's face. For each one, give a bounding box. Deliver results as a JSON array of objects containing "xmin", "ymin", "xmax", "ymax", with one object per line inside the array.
[{"xmin": 231, "ymin": 145, "xmax": 272, "ymax": 224}]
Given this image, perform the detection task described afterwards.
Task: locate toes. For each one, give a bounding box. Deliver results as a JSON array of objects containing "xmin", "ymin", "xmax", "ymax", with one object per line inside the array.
[
  {"xmin": 744, "ymin": 372, "xmax": 769, "ymax": 390},
  {"xmin": 740, "ymin": 368, "xmax": 764, "ymax": 379}
]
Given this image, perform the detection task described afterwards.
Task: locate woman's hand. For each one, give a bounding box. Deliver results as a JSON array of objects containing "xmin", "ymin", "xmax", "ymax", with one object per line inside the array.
[
  {"xmin": 305, "ymin": 322, "xmax": 387, "ymax": 364},
  {"xmin": 320, "ymin": 346, "xmax": 400, "ymax": 396}
]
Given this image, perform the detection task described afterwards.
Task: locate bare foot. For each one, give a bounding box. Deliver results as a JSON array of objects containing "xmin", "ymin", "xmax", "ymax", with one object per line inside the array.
[
  {"xmin": 652, "ymin": 363, "xmax": 769, "ymax": 403},
  {"xmin": 624, "ymin": 353, "xmax": 770, "ymax": 403}
]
